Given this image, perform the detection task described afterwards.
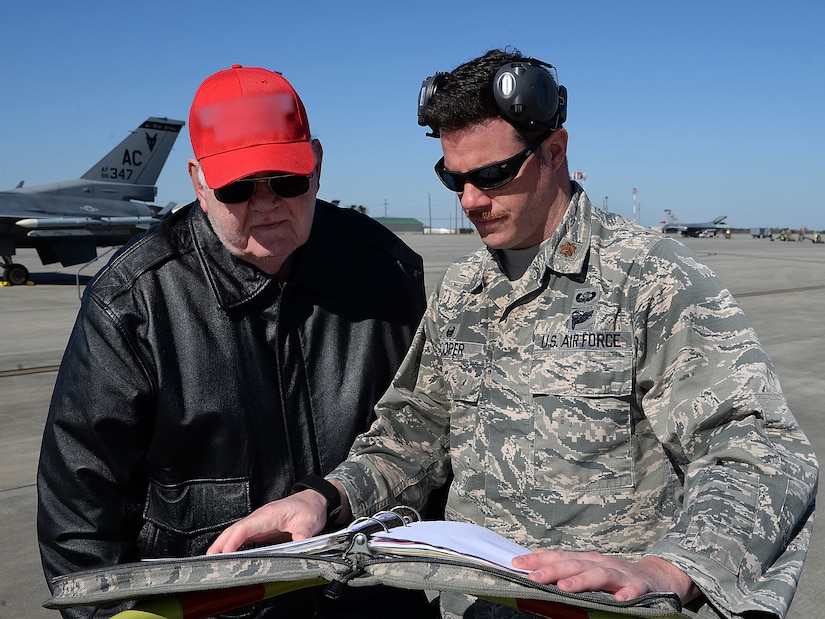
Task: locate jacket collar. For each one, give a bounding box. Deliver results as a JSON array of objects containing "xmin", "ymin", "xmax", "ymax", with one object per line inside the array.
[
  {"xmin": 189, "ymin": 203, "xmax": 284, "ymax": 310},
  {"xmin": 190, "ymin": 201, "xmax": 354, "ymax": 311}
]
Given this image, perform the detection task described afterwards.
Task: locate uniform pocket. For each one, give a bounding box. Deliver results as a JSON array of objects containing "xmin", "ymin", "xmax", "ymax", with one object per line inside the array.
[
  {"xmin": 443, "ymin": 357, "xmax": 482, "ymax": 405},
  {"xmin": 530, "ymin": 344, "xmax": 634, "ymax": 492}
]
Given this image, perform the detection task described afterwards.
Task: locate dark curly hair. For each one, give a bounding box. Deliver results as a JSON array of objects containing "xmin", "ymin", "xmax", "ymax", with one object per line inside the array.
[{"xmin": 420, "ymin": 48, "xmax": 553, "ymax": 143}]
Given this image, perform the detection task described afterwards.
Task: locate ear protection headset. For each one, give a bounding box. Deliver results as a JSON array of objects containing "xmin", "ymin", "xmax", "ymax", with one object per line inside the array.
[{"xmin": 418, "ymin": 57, "xmax": 567, "ymax": 137}]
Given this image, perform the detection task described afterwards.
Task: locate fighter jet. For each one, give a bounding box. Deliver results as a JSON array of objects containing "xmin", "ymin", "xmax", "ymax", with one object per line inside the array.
[
  {"xmin": 661, "ymin": 209, "xmax": 728, "ymax": 237},
  {"xmin": 0, "ymin": 117, "xmax": 185, "ymax": 284}
]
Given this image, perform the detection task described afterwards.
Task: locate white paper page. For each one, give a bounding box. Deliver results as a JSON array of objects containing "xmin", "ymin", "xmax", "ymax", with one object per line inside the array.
[{"xmin": 371, "ymin": 521, "xmax": 532, "ymax": 573}]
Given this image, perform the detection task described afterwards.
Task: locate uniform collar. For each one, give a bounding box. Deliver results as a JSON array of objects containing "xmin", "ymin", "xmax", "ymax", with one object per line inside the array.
[
  {"xmin": 541, "ymin": 181, "xmax": 591, "ymax": 276},
  {"xmin": 466, "ymin": 182, "xmax": 592, "ymax": 291}
]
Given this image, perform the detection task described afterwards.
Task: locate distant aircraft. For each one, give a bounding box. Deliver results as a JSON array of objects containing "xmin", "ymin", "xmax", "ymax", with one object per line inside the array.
[
  {"xmin": 0, "ymin": 117, "xmax": 185, "ymax": 284},
  {"xmin": 661, "ymin": 209, "xmax": 728, "ymax": 237}
]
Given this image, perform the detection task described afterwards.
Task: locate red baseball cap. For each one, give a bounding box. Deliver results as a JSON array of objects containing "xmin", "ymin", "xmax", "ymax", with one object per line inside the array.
[{"xmin": 189, "ymin": 65, "xmax": 315, "ymax": 189}]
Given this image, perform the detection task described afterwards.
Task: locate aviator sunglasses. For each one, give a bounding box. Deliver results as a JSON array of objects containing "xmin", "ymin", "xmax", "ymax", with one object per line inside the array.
[
  {"xmin": 434, "ymin": 130, "xmax": 552, "ymax": 193},
  {"xmin": 213, "ymin": 173, "xmax": 314, "ymax": 204}
]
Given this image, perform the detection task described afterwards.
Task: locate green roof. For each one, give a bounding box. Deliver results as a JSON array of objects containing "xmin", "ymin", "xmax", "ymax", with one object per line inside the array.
[{"xmin": 372, "ymin": 217, "xmax": 424, "ymax": 225}]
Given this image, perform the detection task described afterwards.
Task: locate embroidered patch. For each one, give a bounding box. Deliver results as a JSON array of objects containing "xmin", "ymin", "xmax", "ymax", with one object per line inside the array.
[
  {"xmin": 534, "ymin": 331, "xmax": 632, "ymax": 351},
  {"xmin": 440, "ymin": 340, "xmax": 487, "ymax": 361},
  {"xmin": 440, "ymin": 324, "xmax": 486, "ymax": 361},
  {"xmin": 573, "ymin": 287, "xmax": 599, "ymax": 306},
  {"xmin": 571, "ymin": 308, "xmax": 596, "ymax": 330}
]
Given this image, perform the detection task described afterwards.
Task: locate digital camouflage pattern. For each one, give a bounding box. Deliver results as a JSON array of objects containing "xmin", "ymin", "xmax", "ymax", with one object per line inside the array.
[
  {"xmin": 45, "ymin": 547, "xmax": 692, "ymax": 618},
  {"xmin": 330, "ymin": 186, "xmax": 819, "ymax": 619}
]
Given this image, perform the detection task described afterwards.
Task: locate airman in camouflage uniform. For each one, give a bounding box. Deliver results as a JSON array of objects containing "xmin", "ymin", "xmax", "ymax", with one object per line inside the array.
[
  {"xmin": 329, "ymin": 185, "xmax": 818, "ymax": 618},
  {"xmin": 210, "ymin": 49, "xmax": 818, "ymax": 619}
]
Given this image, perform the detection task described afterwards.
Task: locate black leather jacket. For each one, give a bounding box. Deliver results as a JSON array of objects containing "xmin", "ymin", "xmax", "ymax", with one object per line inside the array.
[{"xmin": 37, "ymin": 200, "xmax": 429, "ymax": 617}]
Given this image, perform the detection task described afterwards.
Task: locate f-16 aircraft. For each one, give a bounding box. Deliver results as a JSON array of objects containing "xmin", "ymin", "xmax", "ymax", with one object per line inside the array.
[
  {"xmin": 661, "ymin": 209, "xmax": 728, "ymax": 237},
  {"xmin": 0, "ymin": 117, "xmax": 185, "ymax": 284}
]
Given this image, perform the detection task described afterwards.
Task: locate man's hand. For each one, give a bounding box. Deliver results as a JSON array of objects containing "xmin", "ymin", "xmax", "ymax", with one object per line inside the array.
[
  {"xmin": 511, "ymin": 550, "xmax": 700, "ymax": 604},
  {"xmin": 207, "ymin": 489, "xmax": 329, "ymax": 554}
]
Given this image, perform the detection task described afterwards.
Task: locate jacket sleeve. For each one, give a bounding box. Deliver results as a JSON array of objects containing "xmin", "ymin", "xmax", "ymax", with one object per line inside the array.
[
  {"xmin": 37, "ymin": 292, "xmax": 154, "ymax": 617},
  {"xmin": 633, "ymin": 238, "xmax": 818, "ymax": 619}
]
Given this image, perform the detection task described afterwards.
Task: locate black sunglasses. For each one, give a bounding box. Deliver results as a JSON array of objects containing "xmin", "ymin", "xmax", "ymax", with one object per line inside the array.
[
  {"xmin": 434, "ymin": 131, "xmax": 552, "ymax": 193},
  {"xmin": 213, "ymin": 173, "xmax": 314, "ymax": 204}
]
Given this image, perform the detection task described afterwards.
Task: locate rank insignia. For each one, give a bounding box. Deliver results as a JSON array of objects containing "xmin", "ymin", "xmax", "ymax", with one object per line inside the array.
[{"xmin": 560, "ymin": 241, "xmax": 577, "ymax": 257}]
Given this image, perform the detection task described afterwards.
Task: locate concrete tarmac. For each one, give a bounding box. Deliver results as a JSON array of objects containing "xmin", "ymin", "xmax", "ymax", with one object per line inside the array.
[{"xmin": 1, "ymin": 233, "xmax": 822, "ymax": 618}]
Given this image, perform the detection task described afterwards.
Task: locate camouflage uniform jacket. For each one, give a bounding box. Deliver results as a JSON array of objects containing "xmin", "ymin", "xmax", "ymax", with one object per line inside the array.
[{"xmin": 329, "ymin": 187, "xmax": 818, "ymax": 619}]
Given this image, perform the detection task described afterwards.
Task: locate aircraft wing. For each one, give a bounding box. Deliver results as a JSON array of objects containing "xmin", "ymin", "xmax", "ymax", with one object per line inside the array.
[{"xmin": 0, "ymin": 195, "xmax": 163, "ymax": 274}]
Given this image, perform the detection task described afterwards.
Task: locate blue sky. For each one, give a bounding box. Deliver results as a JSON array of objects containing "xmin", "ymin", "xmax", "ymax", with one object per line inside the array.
[{"xmin": 1, "ymin": 0, "xmax": 822, "ymax": 230}]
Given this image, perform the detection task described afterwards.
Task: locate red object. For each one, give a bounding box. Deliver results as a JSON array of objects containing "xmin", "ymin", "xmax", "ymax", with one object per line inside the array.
[
  {"xmin": 189, "ymin": 65, "xmax": 315, "ymax": 189},
  {"xmin": 517, "ymin": 598, "xmax": 591, "ymax": 619},
  {"xmin": 179, "ymin": 584, "xmax": 266, "ymax": 619}
]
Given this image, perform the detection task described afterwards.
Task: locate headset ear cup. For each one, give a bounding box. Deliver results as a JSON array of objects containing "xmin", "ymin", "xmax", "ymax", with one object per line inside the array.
[
  {"xmin": 418, "ymin": 73, "xmax": 446, "ymax": 128},
  {"xmin": 493, "ymin": 64, "xmax": 522, "ymax": 124},
  {"xmin": 492, "ymin": 61, "xmax": 563, "ymax": 131}
]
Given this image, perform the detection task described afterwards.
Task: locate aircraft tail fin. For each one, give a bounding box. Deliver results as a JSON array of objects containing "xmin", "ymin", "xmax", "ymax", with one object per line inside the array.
[
  {"xmin": 663, "ymin": 209, "xmax": 681, "ymax": 224},
  {"xmin": 81, "ymin": 117, "xmax": 185, "ymax": 186}
]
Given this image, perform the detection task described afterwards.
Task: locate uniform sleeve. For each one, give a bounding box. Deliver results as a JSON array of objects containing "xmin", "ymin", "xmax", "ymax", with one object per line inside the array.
[
  {"xmin": 328, "ymin": 299, "xmax": 453, "ymax": 517},
  {"xmin": 633, "ymin": 238, "xmax": 818, "ymax": 619},
  {"xmin": 37, "ymin": 292, "xmax": 154, "ymax": 616}
]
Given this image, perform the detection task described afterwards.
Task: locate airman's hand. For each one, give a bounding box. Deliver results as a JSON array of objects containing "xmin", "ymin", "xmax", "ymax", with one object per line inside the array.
[
  {"xmin": 511, "ymin": 550, "xmax": 699, "ymax": 603},
  {"xmin": 207, "ymin": 489, "xmax": 328, "ymax": 554}
]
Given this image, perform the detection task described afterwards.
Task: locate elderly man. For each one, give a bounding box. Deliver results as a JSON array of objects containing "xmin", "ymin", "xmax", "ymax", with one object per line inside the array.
[{"xmin": 37, "ymin": 65, "xmax": 435, "ymax": 618}]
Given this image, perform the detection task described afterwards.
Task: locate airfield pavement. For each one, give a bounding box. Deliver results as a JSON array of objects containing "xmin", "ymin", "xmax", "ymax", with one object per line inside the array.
[{"xmin": 1, "ymin": 232, "xmax": 823, "ymax": 619}]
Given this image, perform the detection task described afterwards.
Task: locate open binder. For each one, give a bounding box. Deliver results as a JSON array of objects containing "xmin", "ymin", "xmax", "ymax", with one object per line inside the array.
[{"xmin": 45, "ymin": 507, "xmax": 697, "ymax": 619}]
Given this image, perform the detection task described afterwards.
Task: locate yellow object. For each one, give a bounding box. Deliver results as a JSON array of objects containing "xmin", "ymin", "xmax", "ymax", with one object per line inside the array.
[{"xmin": 112, "ymin": 579, "xmax": 327, "ymax": 619}]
